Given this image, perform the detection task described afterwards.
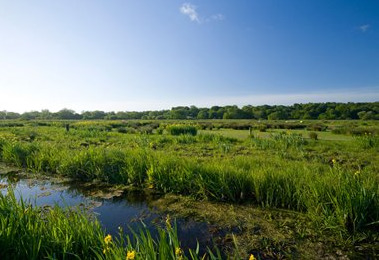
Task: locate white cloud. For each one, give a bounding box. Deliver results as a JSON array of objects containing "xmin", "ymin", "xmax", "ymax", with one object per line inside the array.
[
  {"xmin": 180, "ymin": 3, "xmax": 224, "ymax": 24},
  {"xmin": 359, "ymin": 24, "xmax": 370, "ymax": 32},
  {"xmin": 180, "ymin": 3, "xmax": 200, "ymax": 23}
]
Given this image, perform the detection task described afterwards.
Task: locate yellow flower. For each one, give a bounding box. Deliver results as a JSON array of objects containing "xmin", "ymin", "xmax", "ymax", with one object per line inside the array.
[
  {"xmin": 175, "ymin": 247, "xmax": 182, "ymax": 256},
  {"xmin": 126, "ymin": 250, "xmax": 136, "ymax": 260},
  {"xmin": 103, "ymin": 247, "xmax": 110, "ymax": 254},
  {"xmin": 332, "ymin": 158, "xmax": 337, "ymax": 164},
  {"xmin": 249, "ymin": 254, "xmax": 256, "ymax": 260},
  {"xmin": 104, "ymin": 234, "xmax": 112, "ymax": 245},
  {"xmin": 354, "ymin": 171, "xmax": 360, "ymax": 176}
]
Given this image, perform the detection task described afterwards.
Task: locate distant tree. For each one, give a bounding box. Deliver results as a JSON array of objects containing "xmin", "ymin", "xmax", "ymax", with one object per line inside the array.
[
  {"xmin": 358, "ymin": 111, "xmax": 376, "ymax": 120},
  {"xmin": 170, "ymin": 107, "xmax": 189, "ymax": 119},
  {"xmin": 1, "ymin": 102, "xmax": 378, "ymax": 121},
  {"xmin": 5, "ymin": 112, "xmax": 21, "ymax": 119},
  {"xmin": 40, "ymin": 109, "xmax": 52, "ymax": 119},
  {"xmin": 56, "ymin": 109, "xmax": 80, "ymax": 120},
  {"xmin": 188, "ymin": 106, "xmax": 199, "ymax": 119},
  {"xmin": 105, "ymin": 112, "xmax": 117, "ymax": 120},
  {"xmin": 0, "ymin": 110, "xmax": 6, "ymax": 120},
  {"xmin": 82, "ymin": 110, "xmax": 106, "ymax": 120},
  {"xmin": 268, "ymin": 110, "xmax": 288, "ymax": 120},
  {"xmin": 197, "ymin": 109, "xmax": 209, "ymax": 119},
  {"xmin": 21, "ymin": 111, "xmax": 40, "ymax": 120}
]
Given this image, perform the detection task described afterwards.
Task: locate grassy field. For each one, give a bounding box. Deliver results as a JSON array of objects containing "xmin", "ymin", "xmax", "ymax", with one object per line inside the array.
[
  {"xmin": 200, "ymin": 128, "xmax": 354, "ymax": 141},
  {"xmin": 0, "ymin": 119, "xmax": 378, "ymax": 259}
]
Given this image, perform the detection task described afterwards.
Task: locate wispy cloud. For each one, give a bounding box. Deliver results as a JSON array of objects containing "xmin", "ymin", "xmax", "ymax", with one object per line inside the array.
[
  {"xmin": 209, "ymin": 14, "xmax": 225, "ymax": 21},
  {"xmin": 359, "ymin": 24, "xmax": 370, "ymax": 32},
  {"xmin": 180, "ymin": 3, "xmax": 200, "ymax": 23},
  {"xmin": 180, "ymin": 3, "xmax": 224, "ymax": 24}
]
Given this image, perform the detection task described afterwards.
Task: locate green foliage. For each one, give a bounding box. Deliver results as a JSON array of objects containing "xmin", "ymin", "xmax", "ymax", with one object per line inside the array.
[
  {"xmin": 308, "ymin": 132, "xmax": 318, "ymax": 140},
  {"xmin": 306, "ymin": 123, "xmax": 327, "ymax": 131},
  {"xmin": 355, "ymin": 133, "xmax": 379, "ymax": 149},
  {"xmin": 1, "ymin": 102, "xmax": 378, "ymax": 120},
  {"xmin": 166, "ymin": 125, "xmax": 197, "ymax": 136},
  {"xmin": 250, "ymin": 132, "xmax": 306, "ymax": 152},
  {"xmin": 0, "ymin": 189, "xmax": 104, "ymax": 259},
  {"xmin": 0, "ymin": 121, "xmax": 378, "ymax": 240}
]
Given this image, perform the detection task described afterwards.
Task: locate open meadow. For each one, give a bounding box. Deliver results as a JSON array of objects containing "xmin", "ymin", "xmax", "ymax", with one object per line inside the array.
[{"xmin": 0, "ymin": 119, "xmax": 378, "ymax": 259}]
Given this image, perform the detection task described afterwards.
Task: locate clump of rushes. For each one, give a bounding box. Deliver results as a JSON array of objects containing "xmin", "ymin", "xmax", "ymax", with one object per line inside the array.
[
  {"xmin": 166, "ymin": 125, "xmax": 197, "ymax": 136},
  {"xmin": 0, "ymin": 188, "xmax": 222, "ymax": 260}
]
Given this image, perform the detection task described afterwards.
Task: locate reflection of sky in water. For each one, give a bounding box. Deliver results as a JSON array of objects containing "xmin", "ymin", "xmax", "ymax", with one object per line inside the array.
[
  {"xmin": 1, "ymin": 179, "xmax": 85, "ymax": 207},
  {"xmin": 0, "ymin": 176, "xmax": 214, "ymax": 254}
]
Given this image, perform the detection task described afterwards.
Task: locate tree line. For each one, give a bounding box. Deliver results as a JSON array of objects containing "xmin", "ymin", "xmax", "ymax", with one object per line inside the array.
[{"xmin": 1, "ymin": 102, "xmax": 378, "ymax": 120}]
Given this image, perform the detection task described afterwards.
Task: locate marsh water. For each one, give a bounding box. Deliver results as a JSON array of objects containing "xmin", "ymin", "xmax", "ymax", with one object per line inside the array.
[{"xmin": 0, "ymin": 164, "xmax": 216, "ymax": 253}]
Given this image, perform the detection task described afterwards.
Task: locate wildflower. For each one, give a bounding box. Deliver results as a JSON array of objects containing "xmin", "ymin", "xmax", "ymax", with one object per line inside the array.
[
  {"xmin": 354, "ymin": 171, "xmax": 360, "ymax": 176},
  {"xmin": 103, "ymin": 247, "xmax": 110, "ymax": 254},
  {"xmin": 126, "ymin": 250, "xmax": 136, "ymax": 260},
  {"xmin": 165, "ymin": 214, "xmax": 172, "ymax": 229},
  {"xmin": 249, "ymin": 254, "xmax": 256, "ymax": 260},
  {"xmin": 175, "ymin": 247, "xmax": 183, "ymax": 260},
  {"xmin": 332, "ymin": 158, "xmax": 337, "ymax": 164},
  {"xmin": 175, "ymin": 247, "xmax": 182, "ymax": 256},
  {"xmin": 104, "ymin": 234, "xmax": 112, "ymax": 245}
]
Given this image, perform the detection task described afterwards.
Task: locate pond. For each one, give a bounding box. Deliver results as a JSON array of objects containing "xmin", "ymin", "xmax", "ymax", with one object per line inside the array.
[{"xmin": 0, "ymin": 163, "xmax": 219, "ymax": 255}]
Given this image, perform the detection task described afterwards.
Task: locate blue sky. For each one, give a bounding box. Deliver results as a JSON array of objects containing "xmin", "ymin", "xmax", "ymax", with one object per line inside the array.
[{"xmin": 0, "ymin": 0, "xmax": 378, "ymax": 112}]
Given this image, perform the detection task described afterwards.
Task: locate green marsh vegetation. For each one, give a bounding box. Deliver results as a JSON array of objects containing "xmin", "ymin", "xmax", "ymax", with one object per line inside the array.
[{"xmin": 0, "ymin": 119, "xmax": 378, "ymax": 258}]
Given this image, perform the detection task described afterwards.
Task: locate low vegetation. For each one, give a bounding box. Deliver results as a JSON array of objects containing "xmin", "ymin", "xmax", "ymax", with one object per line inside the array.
[{"xmin": 0, "ymin": 119, "xmax": 378, "ymax": 258}]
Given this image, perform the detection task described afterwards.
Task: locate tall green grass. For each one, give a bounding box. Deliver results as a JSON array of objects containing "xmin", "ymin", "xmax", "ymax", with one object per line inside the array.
[
  {"xmin": 0, "ymin": 127, "xmax": 378, "ymax": 236},
  {"xmin": 166, "ymin": 125, "xmax": 197, "ymax": 136}
]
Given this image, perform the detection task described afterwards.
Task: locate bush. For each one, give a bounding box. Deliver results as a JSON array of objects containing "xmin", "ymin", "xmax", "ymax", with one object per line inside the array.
[
  {"xmin": 117, "ymin": 127, "xmax": 137, "ymax": 134},
  {"xmin": 306, "ymin": 124, "xmax": 327, "ymax": 132},
  {"xmin": 257, "ymin": 124, "xmax": 267, "ymax": 132},
  {"xmin": 166, "ymin": 125, "xmax": 197, "ymax": 136},
  {"xmin": 308, "ymin": 132, "xmax": 318, "ymax": 140}
]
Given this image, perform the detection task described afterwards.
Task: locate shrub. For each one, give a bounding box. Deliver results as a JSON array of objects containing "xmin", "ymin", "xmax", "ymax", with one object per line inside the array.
[
  {"xmin": 306, "ymin": 124, "xmax": 327, "ymax": 132},
  {"xmin": 117, "ymin": 127, "xmax": 137, "ymax": 134},
  {"xmin": 166, "ymin": 125, "xmax": 197, "ymax": 136},
  {"xmin": 255, "ymin": 124, "xmax": 267, "ymax": 132},
  {"xmin": 308, "ymin": 132, "xmax": 318, "ymax": 140},
  {"xmin": 138, "ymin": 126, "xmax": 154, "ymax": 134}
]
